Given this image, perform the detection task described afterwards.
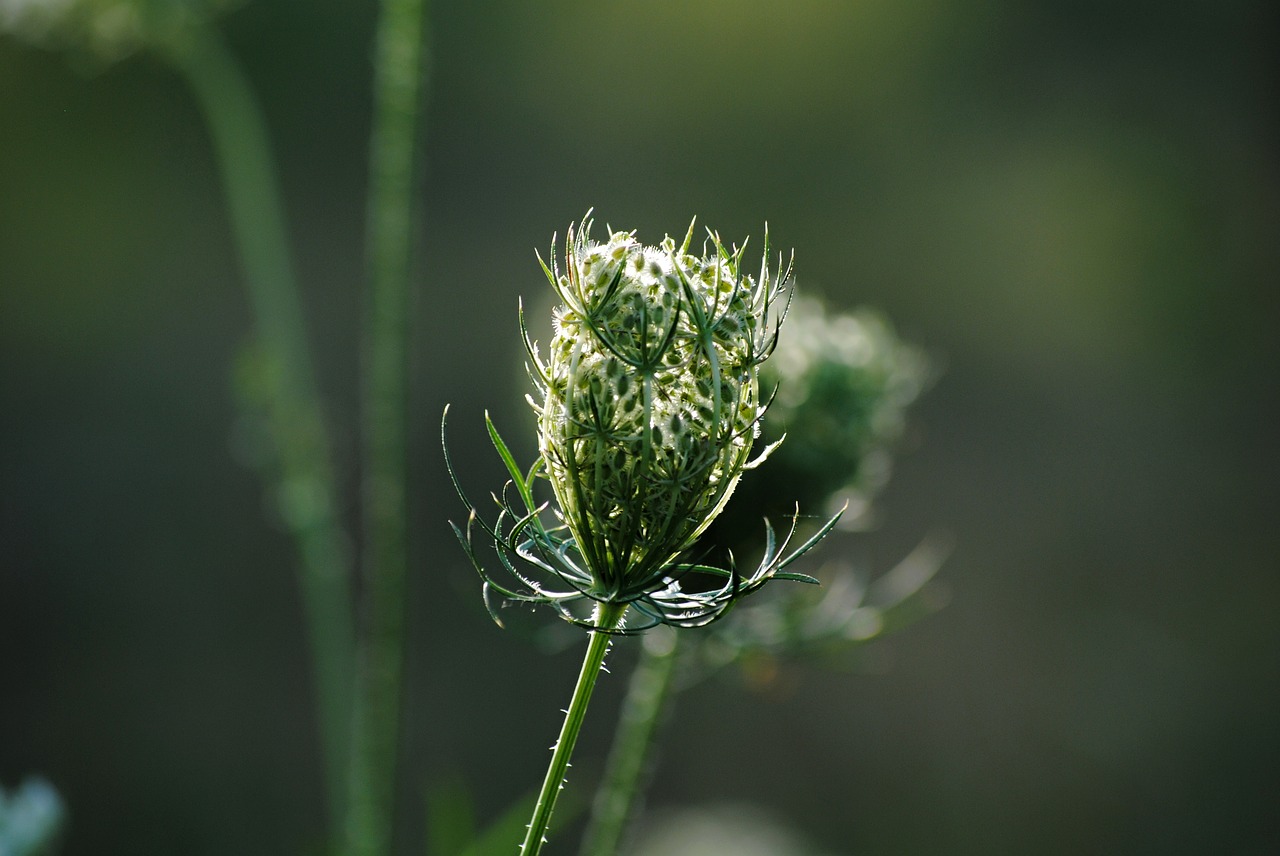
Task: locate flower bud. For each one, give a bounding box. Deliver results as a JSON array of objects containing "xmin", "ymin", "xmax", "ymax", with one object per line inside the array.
[
  {"xmin": 447, "ymin": 213, "xmax": 841, "ymax": 632},
  {"xmin": 531, "ymin": 217, "xmax": 778, "ymax": 599}
]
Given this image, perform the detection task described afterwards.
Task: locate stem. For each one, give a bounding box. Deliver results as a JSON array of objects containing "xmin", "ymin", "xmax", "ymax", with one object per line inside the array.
[
  {"xmin": 347, "ymin": 0, "xmax": 429, "ymax": 852},
  {"xmin": 579, "ymin": 629, "xmax": 681, "ymax": 856},
  {"xmin": 522, "ymin": 602, "xmax": 628, "ymax": 856},
  {"xmin": 163, "ymin": 27, "xmax": 355, "ymax": 832}
]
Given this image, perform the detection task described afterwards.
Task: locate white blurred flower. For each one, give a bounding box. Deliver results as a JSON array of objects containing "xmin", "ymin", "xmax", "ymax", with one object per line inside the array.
[
  {"xmin": 0, "ymin": 0, "xmax": 237, "ymax": 60},
  {"xmin": 632, "ymin": 803, "xmax": 842, "ymax": 856},
  {"xmin": 0, "ymin": 0, "xmax": 77, "ymax": 36}
]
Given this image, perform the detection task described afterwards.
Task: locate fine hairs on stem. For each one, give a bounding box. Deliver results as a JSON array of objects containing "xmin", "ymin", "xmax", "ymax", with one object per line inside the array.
[
  {"xmin": 579, "ymin": 629, "xmax": 681, "ymax": 856},
  {"xmin": 520, "ymin": 602, "xmax": 628, "ymax": 856}
]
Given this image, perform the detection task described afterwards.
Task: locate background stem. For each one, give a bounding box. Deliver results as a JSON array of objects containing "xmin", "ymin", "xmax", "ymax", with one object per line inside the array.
[
  {"xmin": 522, "ymin": 603, "xmax": 628, "ymax": 856},
  {"xmin": 164, "ymin": 27, "xmax": 355, "ymax": 835},
  {"xmin": 579, "ymin": 630, "xmax": 682, "ymax": 856},
  {"xmin": 347, "ymin": 0, "xmax": 429, "ymax": 852}
]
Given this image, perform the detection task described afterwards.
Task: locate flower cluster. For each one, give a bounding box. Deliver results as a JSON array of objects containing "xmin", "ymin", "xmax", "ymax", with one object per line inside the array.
[
  {"xmin": 761, "ymin": 295, "xmax": 929, "ymax": 513},
  {"xmin": 447, "ymin": 214, "xmax": 840, "ymax": 632},
  {"xmin": 703, "ymin": 295, "xmax": 930, "ymax": 555},
  {"xmin": 0, "ymin": 0, "xmax": 236, "ymax": 59},
  {"xmin": 536, "ymin": 223, "xmax": 772, "ymax": 594},
  {"xmin": 674, "ymin": 294, "xmax": 940, "ymax": 669}
]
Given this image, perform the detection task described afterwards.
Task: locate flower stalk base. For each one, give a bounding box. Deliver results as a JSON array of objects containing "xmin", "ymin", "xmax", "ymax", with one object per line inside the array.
[{"xmin": 521, "ymin": 601, "xmax": 628, "ymax": 855}]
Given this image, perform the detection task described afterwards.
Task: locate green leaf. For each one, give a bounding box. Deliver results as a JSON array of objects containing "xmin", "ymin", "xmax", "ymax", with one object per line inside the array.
[
  {"xmin": 772, "ymin": 571, "xmax": 821, "ymax": 585},
  {"xmin": 485, "ymin": 411, "xmax": 536, "ymax": 514}
]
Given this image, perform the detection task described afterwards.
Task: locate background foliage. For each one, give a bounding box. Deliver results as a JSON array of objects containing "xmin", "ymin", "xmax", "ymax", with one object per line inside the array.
[{"xmin": 2, "ymin": 1, "xmax": 1277, "ymax": 853}]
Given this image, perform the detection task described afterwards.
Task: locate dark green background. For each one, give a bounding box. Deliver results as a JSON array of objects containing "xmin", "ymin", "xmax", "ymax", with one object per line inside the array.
[{"xmin": 2, "ymin": 1, "xmax": 1277, "ymax": 853}]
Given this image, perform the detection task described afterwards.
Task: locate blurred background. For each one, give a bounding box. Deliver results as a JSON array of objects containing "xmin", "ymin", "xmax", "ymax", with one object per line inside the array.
[{"xmin": 2, "ymin": 0, "xmax": 1278, "ymax": 853}]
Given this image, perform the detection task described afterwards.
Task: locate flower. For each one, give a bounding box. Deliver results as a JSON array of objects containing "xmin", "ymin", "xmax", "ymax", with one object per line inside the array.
[
  {"xmin": 760, "ymin": 296, "xmax": 929, "ymax": 509},
  {"xmin": 702, "ymin": 294, "xmax": 931, "ymax": 554},
  {"xmin": 661, "ymin": 294, "xmax": 941, "ymax": 672},
  {"xmin": 446, "ymin": 214, "xmax": 841, "ymax": 632},
  {"xmin": 0, "ymin": 0, "xmax": 238, "ymax": 60},
  {"xmin": 535, "ymin": 220, "xmax": 772, "ymax": 594}
]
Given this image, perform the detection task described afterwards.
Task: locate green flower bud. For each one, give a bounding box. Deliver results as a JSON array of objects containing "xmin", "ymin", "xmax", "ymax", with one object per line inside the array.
[
  {"xmin": 530, "ymin": 218, "xmax": 775, "ymax": 599},
  {"xmin": 446, "ymin": 213, "xmax": 844, "ymax": 632},
  {"xmin": 704, "ymin": 295, "xmax": 930, "ymax": 550}
]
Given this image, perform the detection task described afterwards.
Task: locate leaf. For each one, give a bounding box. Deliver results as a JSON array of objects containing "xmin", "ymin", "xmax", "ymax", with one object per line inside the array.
[
  {"xmin": 772, "ymin": 571, "xmax": 821, "ymax": 585},
  {"xmin": 484, "ymin": 411, "xmax": 536, "ymax": 514}
]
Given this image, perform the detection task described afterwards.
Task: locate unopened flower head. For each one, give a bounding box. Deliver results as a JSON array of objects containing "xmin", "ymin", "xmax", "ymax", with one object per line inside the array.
[
  {"xmin": 446, "ymin": 213, "xmax": 844, "ymax": 632},
  {"xmin": 760, "ymin": 295, "xmax": 929, "ymax": 511},
  {"xmin": 701, "ymin": 294, "xmax": 930, "ymax": 557},
  {"xmin": 530, "ymin": 216, "xmax": 778, "ymax": 597}
]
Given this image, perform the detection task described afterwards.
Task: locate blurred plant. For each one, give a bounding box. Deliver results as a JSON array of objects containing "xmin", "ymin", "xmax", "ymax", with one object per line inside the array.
[
  {"xmin": 628, "ymin": 803, "xmax": 834, "ymax": 856},
  {"xmin": 0, "ymin": 778, "xmax": 64, "ymax": 856},
  {"xmin": 161, "ymin": 15, "xmax": 363, "ymax": 844},
  {"xmin": 579, "ymin": 295, "xmax": 941, "ymax": 856},
  {"xmin": 344, "ymin": 0, "xmax": 428, "ymax": 853},
  {"xmin": 446, "ymin": 215, "xmax": 843, "ymax": 855},
  {"xmin": 0, "ymin": 0, "xmax": 237, "ymax": 62},
  {"xmin": 726, "ymin": 295, "xmax": 931, "ymax": 529},
  {"xmin": 2, "ymin": 1, "xmax": 428, "ymax": 854}
]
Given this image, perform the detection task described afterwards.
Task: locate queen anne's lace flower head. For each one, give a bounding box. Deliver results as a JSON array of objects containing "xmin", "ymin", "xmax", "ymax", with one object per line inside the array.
[
  {"xmin": 447, "ymin": 213, "xmax": 843, "ymax": 632},
  {"xmin": 532, "ymin": 221, "xmax": 774, "ymax": 597}
]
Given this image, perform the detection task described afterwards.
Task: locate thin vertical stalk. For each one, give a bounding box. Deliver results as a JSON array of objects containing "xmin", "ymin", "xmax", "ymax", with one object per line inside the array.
[
  {"xmin": 347, "ymin": 0, "xmax": 429, "ymax": 852},
  {"xmin": 163, "ymin": 27, "xmax": 355, "ymax": 832},
  {"xmin": 522, "ymin": 602, "xmax": 628, "ymax": 856},
  {"xmin": 579, "ymin": 630, "xmax": 682, "ymax": 856}
]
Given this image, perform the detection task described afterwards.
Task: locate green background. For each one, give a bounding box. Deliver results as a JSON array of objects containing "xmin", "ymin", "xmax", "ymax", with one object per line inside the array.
[{"xmin": 2, "ymin": 1, "xmax": 1277, "ymax": 853}]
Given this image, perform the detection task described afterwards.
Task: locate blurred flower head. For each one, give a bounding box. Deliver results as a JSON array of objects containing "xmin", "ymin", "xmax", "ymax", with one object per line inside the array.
[
  {"xmin": 0, "ymin": 777, "xmax": 65, "ymax": 856},
  {"xmin": 0, "ymin": 0, "xmax": 237, "ymax": 60},
  {"xmin": 631, "ymin": 803, "xmax": 836, "ymax": 856},
  {"xmin": 688, "ymin": 294, "xmax": 940, "ymax": 669},
  {"xmin": 761, "ymin": 295, "xmax": 928, "ymax": 517},
  {"xmin": 703, "ymin": 294, "xmax": 929, "ymax": 559}
]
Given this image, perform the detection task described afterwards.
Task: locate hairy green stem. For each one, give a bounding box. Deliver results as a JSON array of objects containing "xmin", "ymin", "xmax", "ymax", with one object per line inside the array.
[
  {"xmin": 346, "ymin": 0, "xmax": 429, "ymax": 852},
  {"xmin": 522, "ymin": 602, "xmax": 628, "ymax": 856},
  {"xmin": 579, "ymin": 629, "xmax": 682, "ymax": 856},
  {"xmin": 163, "ymin": 27, "xmax": 355, "ymax": 832}
]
